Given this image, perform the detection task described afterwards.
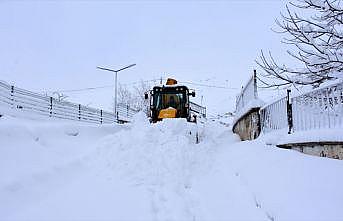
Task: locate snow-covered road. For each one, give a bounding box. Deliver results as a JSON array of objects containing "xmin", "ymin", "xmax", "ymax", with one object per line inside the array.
[{"xmin": 1, "ymin": 114, "xmax": 343, "ymax": 221}]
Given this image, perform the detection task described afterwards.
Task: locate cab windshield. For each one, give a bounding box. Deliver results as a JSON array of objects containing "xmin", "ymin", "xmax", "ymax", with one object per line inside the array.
[{"xmin": 154, "ymin": 91, "xmax": 187, "ymax": 112}]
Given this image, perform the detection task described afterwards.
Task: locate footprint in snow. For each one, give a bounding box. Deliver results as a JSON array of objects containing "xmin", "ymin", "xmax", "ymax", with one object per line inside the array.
[
  {"xmin": 4, "ymin": 182, "xmax": 23, "ymax": 192},
  {"xmin": 65, "ymin": 131, "xmax": 79, "ymax": 136}
]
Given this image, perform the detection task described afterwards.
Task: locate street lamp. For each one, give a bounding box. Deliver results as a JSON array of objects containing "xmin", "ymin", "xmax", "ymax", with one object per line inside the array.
[{"xmin": 96, "ymin": 64, "xmax": 136, "ymax": 120}]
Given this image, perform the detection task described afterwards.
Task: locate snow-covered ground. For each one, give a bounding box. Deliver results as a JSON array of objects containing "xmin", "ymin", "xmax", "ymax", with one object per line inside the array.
[{"xmin": 1, "ymin": 113, "xmax": 343, "ymax": 221}]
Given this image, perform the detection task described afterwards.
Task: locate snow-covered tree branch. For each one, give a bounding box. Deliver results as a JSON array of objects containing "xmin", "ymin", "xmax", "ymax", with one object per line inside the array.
[
  {"xmin": 256, "ymin": 0, "xmax": 343, "ymax": 88},
  {"xmin": 116, "ymin": 80, "xmax": 151, "ymax": 113}
]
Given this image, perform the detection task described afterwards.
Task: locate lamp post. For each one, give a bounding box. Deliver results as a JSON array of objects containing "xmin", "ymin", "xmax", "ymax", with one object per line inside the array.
[{"xmin": 97, "ymin": 64, "xmax": 136, "ymax": 120}]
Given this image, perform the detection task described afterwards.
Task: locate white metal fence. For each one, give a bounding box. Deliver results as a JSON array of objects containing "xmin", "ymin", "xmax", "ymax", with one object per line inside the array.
[
  {"xmin": 260, "ymin": 96, "xmax": 288, "ymax": 133},
  {"xmin": 0, "ymin": 80, "xmax": 138, "ymax": 124},
  {"xmin": 117, "ymin": 102, "xmax": 140, "ymax": 121},
  {"xmin": 190, "ymin": 101, "xmax": 206, "ymax": 118},
  {"xmin": 292, "ymin": 82, "xmax": 343, "ymax": 132},
  {"xmin": 260, "ymin": 81, "xmax": 343, "ymax": 134},
  {"xmin": 235, "ymin": 70, "xmax": 258, "ymax": 117}
]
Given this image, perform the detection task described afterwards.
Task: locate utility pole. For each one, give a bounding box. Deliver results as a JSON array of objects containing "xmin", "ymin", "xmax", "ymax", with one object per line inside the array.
[{"xmin": 96, "ymin": 64, "xmax": 136, "ymax": 120}]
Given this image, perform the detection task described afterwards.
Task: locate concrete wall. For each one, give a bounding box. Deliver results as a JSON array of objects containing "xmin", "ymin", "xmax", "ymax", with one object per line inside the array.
[
  {"xmin": 233, "ymin": 108, "xmax": 261, "ymax": 141},
  {"xmin": 232, "ymin": 107, "xmax": 342, "ymax": 160},
  {"xmin": 277, "ymin": 142, "xmax": 343, "ymax": 160}
]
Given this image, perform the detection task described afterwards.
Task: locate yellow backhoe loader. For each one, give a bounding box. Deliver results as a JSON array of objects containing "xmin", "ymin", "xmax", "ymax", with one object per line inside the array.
[{"xmin": 145, "ymin": 78, "xmax": 206, "ymax": 123}]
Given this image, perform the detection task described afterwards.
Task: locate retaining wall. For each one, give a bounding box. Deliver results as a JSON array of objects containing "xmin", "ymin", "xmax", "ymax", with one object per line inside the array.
[
  {"xmin": 232, "ymin": 108, "xmax": 261, "ymax": 141},
  {"xmin": 277, "ymin": 142, "xmax": 343, "ymax": 160}
]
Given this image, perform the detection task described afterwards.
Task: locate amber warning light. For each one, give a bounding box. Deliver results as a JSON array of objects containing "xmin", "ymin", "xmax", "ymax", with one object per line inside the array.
[{"xmin": 166, "ymin": 78, "xmax": 178, "ymax": 85}]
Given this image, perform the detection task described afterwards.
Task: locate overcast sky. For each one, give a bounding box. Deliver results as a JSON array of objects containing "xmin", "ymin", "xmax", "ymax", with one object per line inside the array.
[{"xmin": 0, "ymin": 0, "xmax": 290, "ymax": 114}]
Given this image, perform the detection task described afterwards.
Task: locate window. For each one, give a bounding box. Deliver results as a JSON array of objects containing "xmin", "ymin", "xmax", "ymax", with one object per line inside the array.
[{"xmin": 154, "ymin": 91, "xmax": 187, "ymax": 112}]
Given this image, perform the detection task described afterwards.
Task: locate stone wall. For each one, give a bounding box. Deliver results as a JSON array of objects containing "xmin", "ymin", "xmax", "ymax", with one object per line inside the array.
[
  {"xmin": 232, "ymin": 108, "xmax": 261, "ymax": 141},
  {"xmin": 277, "ymin": 142, "xmax": 343, "ymax": 160}
]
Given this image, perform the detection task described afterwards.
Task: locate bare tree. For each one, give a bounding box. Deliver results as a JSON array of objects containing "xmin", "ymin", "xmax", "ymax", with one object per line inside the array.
[
  {"xmin": 133, "ymin": 80, "xmax": 151, "ymax": 113},
  {"xmin": 51, "ymin": 92, "xmax": 69, "ymax": 102},
  {"xmin": 117, "ymin": 84, "xmax": 133, "ymax": 106},
  {"xmin": 116, "ymin": 80, "xmax": 151, "ymax": 113},
  {"xmin": 257, "ymin": 0, "xmax": 343, "ymax": 88}
]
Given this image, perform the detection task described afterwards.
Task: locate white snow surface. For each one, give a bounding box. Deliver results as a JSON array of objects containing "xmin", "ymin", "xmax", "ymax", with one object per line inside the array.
[
  {"xmin": 260, "ymin": 128, "xmax": 343, "ymax": 146},
  {"xmin": 1, "ymin": 113, "xmax": 343, "ymax": 221},
  {"xmin": 233, "ymin": 98, "xmax": 265, "ymax": 126}
]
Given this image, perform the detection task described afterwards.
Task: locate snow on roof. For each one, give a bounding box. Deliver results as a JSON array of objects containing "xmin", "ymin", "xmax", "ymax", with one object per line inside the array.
[{"xmin": 159, "ymin": 84, "xmax": 189, "ymax": 88}]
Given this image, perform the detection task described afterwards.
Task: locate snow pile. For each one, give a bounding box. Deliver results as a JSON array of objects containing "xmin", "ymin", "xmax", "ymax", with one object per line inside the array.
[
  {"xmin": 208, "ymin": 112, "xmax": 234, "ymax": 127},
  {"xmin": 0, "ymin": 116, "xmax": 127, "ymax": 220},
  {"xmin": 0, "ymin": 116, "xmax": 121, "ymax": 186},
  {"xmin": 279, "ymin": 129, "xmax": 343, "ymax": 145},
  {"xmin": 1, "ymin": 113, "xmax": 343, "ymax": 221},
  {"xmin": 212, "ymin": 138, "xmax": 343, "ymax": 221},
  {"xmin": 94, "ymin": 116, "xmax": 222, "ymax": 220}
]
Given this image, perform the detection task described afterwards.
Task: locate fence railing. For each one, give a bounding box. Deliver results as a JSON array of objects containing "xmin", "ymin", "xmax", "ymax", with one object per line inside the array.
[
  {"xmin": 260, "ymin": 96, "xmax": 289, "ymax": 133},
  {"xmin": 190, "ymin": 101, "xmax": 206, "ymax": 118},
  {"xmin": 117, "ymin": 103, "xmax": 140, "ymax": 120},
  {"xmin": 0, "ymin": 80, "xmax": 138, "ymax": 124},
  {"xmin": 260, "ymin": 81, "xmax": 343, "ymax": 134},
  {"xmin": 235, "ymin": 70, "xmax": 258, "ymax": 117},
  {"xmin": 292, "ymin": 81, "xmax": 343, "ymax": 132}
]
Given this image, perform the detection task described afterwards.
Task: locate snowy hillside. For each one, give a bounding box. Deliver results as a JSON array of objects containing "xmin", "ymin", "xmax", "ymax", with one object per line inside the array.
[{"xmin": 1, "ymin": 114, "xmax": 343, "ymax": 221}]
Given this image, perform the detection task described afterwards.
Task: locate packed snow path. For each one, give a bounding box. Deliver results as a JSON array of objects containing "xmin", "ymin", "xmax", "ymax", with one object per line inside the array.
[{"xmin": 1, "ymin": 113, "xmax": 343, "ymax": 221}]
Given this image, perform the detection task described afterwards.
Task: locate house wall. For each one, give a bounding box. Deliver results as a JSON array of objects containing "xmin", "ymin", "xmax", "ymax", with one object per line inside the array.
[{"xmin": 232, "ymin": 108, "xmax": 261, "ymax": 141}]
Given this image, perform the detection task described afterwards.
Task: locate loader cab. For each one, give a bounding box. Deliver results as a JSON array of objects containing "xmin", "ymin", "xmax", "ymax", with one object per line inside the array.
[{"xmin": 146, "ymin": 79, "xmax": 195, "ymax": 123}]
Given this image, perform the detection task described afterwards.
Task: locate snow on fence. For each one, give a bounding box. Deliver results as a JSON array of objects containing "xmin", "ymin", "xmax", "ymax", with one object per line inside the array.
[
  {"xmin": 190, "ymin": 101, "xmax": 206, "ymax": 118},
  {"xmin": 233, "ymin": 70, "xmax": 265, "ymax": 128},
  {"xmin": 292, "ymin": 81, "xmax": 343, "ymax": 132},
  {"xmin": 117, "ymin": 103, "xmax": 139, "ymax": 121},
  {"xmin": 235, "ymin": 70, "xmax": 258, "ymax": 116},
  {"xmin": 260, "ymin": 81, "xmax": 343, "ymax": 134},
  {"xmin": 260, "ymin": 96, "xmax": 289, "ymax": 133},
  {"xmin": 0, "ymin": 80, "xmax": 138, "ymax": 124}
]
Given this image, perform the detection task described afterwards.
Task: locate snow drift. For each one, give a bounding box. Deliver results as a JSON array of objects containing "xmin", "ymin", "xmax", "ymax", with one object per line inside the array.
[{"xmin": 1, "ymin": 113, "xmax": 343, "ymax": 221}]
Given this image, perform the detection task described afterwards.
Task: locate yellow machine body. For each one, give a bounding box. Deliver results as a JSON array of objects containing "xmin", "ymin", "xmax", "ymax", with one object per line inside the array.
[
  {"xmin": 146, "ymin": 78, "xmax": 200, "ymax": 123},
  {"xmin": 158, "ymin": 108, "xmax": 177, "ymax": 119}
]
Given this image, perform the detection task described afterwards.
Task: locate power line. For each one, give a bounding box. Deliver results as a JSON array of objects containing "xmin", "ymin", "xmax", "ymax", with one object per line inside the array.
[
  {"xmin": 121, "ymin": 78, "xmax": 162, "ymax": 86},
  {"xmin": 178, "ymin": 81, "xmax": 238, "ymax": 90},
  {"xmin": 123, "ymin": 77, "xmax": 239, "ymax": 90},
  {"xmin": 44, "ymin": 78, "xmax": 239, "ymax": 94},
  {"xmin": 44, "ymin": 85, "xmax": 114, "ymax": 93},
  {"xmin": 123, "ymin": 78, "xmax": 237, "ymax": 89},
  {"xmin": 46, "ymin": 79, "xmax": 160, "ymax": 93}
]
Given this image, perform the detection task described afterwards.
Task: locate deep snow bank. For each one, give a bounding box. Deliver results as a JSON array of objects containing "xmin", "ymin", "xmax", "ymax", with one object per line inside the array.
[
  {"xmin": 0, "ymin": 116, "xmax": 125, "ymax": 218},
  {"xmin": 0, "ymin": 116, "xmax": 122, "ymax": 185},
  {"xmin": 93, "ymin": 113, "xmax": 240, "ymax": 220},
  {"xmin": 1, "ymin": 113, "xmax": 343, "ymax": 221},
  {"xmin": 212, "ymin": 138, "xmax": 343, "ymax": 221}
]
